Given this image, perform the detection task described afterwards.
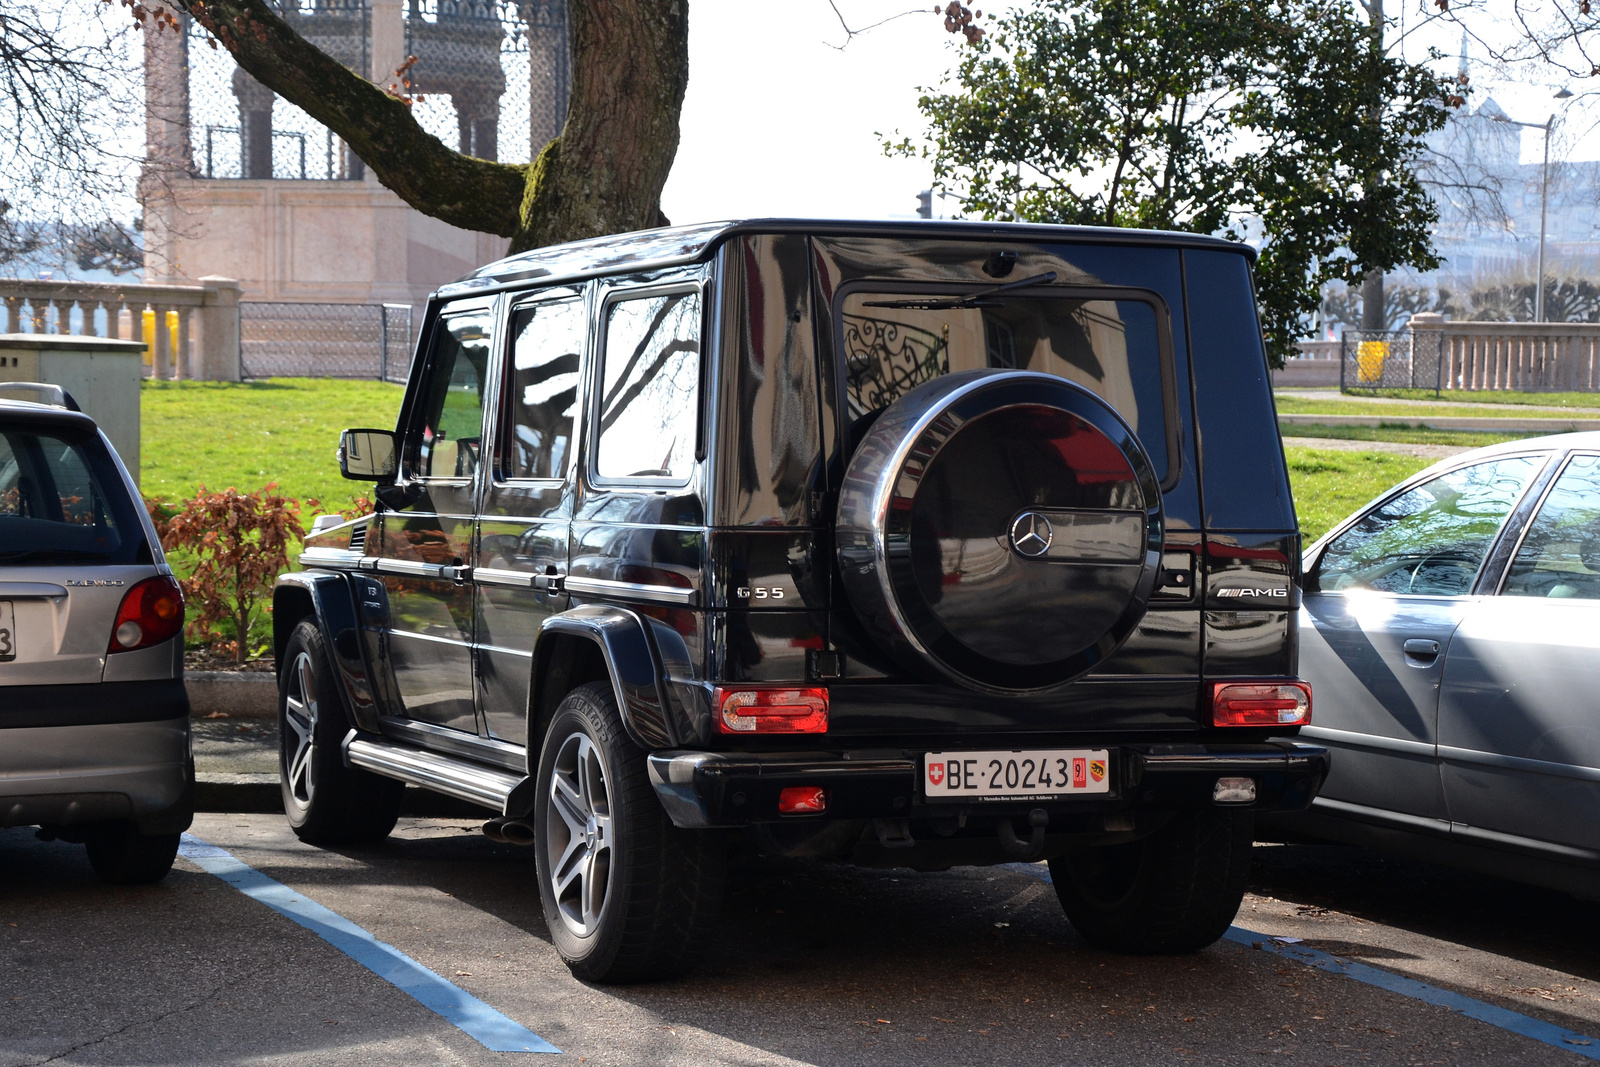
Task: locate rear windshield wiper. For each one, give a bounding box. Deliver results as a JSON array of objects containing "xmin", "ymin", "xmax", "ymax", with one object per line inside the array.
[{"xmin": 860, "ymin": 271, "xmax": 1059, "ymax": 311}]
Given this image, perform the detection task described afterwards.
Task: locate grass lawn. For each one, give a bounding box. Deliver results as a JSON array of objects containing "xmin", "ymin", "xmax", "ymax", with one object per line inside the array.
[
  {"xmin": 1275, "ymin": 395, "xmax": 1600, "ymax": 420},
  {"xmin": 1277, "ymin": 423, "xmax": 1541, "ymax": 448},
  {"xmin": 1285, "ymin": 446, "xmax": 1434, "ymax": 542},
  {"xmin": 141, "ymin": 378, "xmax": 403, "ymax": 509},
  {"xmin": 1342, "ymin": 388, "xmax": 1600, "ymax": 409}
]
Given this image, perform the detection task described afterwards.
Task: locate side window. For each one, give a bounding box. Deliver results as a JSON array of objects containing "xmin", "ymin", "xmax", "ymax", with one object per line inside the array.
[
  {"xmin": 501, "ymin": 299, "xmax": 584, "ymax": 480},
  {"xmin": 1315, "ymin": 456, "xmax": 1542, "ymax": 596},
  {"xmin": 594, "ymin": 289, "xmax": 701, "ymax": 482},
  {"xmin": 413, "ymin": 310, "xmax": 492, "ymax": 480},
  {"xmin": 1502, "ymin": 453, "xmax": 1600, "ymax": 600}
]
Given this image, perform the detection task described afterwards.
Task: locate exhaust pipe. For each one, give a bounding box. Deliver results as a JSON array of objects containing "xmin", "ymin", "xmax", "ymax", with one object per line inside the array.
[{"xmin": 482, "ymin": 817, "xmax": 537, "ymax": 847}]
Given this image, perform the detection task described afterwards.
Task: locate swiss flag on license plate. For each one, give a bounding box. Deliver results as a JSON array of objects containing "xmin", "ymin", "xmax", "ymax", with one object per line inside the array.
[{"xmin": 927, "ymin": 762, "xmax": 945, "ymax": 786}]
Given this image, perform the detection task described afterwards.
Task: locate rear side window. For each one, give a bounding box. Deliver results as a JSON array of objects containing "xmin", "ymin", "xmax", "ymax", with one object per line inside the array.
[
  {"xmin": 1502, "ymin": 453, "xmax": 1600, "ymax": 600},
  {"xmin": 0, "ymin": 425, "xmax": 144, "ymax": 565},
  {"xmin": 594, "ymin": 289, "xmax": 701, "ymax": 483}
]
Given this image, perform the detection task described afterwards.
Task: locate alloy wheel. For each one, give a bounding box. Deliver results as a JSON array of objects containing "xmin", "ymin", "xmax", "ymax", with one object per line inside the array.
[
  {"xmin": 282, "ymin": 651, "xmax": 318, "ymax": 809},
  {"xmin": 545, "ymin": 731, "xmax": 614, "ymax": 938}
]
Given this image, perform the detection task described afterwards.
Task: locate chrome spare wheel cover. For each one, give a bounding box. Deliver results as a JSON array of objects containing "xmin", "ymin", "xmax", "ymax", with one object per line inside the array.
[
  {"xmin": 545, "ymin": 731, "xmax": 613, "ymax": 938},
  {"xmin": 282, "ymin": 651, "xmax": 318, "ymax": 810}
]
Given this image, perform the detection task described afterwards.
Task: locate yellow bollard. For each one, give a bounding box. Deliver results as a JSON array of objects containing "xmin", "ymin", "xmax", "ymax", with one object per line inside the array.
[
  {"xmin": 1356, "ymin": 339, "xmax": 1389, "ymax": 384},
  {"xmin": 166, "ymin": 310, "xmax": 180, "ymax": 370},
  {"xmin": 141, "ymin": 308, "xmax": 155, "ymax": 368}
]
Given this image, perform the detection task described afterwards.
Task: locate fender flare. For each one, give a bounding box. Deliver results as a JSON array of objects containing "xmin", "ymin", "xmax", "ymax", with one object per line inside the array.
[
  {"xmin": 272, "ymin": 571, "xmax": 382, "ymax": 733},
  {"xmin": 531, "ymin": 604, "xmax": 698, "ymax": 751}
]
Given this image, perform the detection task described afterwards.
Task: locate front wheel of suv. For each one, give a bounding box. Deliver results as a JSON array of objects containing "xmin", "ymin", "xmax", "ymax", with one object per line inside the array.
[
  {"xmin": 279, "ymin": 619, "xmax": 404, "ymax": 846},
  {"xmin": 1048, "ymin": 808, "xmax": 1253, "ymax": 954},
  {"xmin": 534, "ymin": 682, "xmax": 727, "ymax": 983}
]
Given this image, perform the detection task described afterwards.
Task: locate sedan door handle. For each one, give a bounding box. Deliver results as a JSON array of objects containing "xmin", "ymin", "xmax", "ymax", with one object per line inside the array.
[{"xmin": 1403, "ymin": 638, "xmax": 1441, "ymax": 661}]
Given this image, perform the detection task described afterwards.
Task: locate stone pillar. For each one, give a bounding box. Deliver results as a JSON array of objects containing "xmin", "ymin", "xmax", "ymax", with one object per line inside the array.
[
  {"xmin": 231, "ymin": 69, "xmax": 276, "ymax": 179},
  {"xmin": 370, "ymin": 0, "xmax": 406, "ymax": 89},
  {"xmin": 141, "ymin": 8, "xmax": 191, "ymax": 284},
  {"xmin": 195, "ymin": 277, "xmax": 242, "ymax": 382},
  {"xmin": 526, "ymin": 0, "xmax": 569, "ymax": 157}
]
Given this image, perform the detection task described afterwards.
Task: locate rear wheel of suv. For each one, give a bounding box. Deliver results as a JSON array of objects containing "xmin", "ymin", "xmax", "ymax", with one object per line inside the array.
[
  {"xmin": 84, "ymin": 823, "xmax": 180, "ymax": 885},
  {"xmin": 1048, "ymin": 809, "xmax": 1252, "ymax": 954},
  {"xmin": 534, "ymin": 682, "xmax": 726, "ymax": 983},
  {"xmin": 279, "ymin": 619, "xmax": 404, "ymax": 846}
]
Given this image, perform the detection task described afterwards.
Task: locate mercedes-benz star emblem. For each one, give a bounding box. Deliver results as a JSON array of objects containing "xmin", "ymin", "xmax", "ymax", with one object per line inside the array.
[{"xmin": 1009, "ymin": 511, "xmax": 1054, "ymax": 558}]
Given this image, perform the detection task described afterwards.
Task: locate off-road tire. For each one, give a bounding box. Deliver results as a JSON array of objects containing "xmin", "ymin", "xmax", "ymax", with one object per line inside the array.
[
  {"xmin": 534, "ymin": 682, "xmax": 726, "ymax": 983},
  {"xmin": 279, "ymin": 619, "xmax": 403, "ymax": 846},
  {"xmin": 84, "ymin": 823, "xmax": 180, "ymax": 885},
  {"xmin": 1049, "ymin": 808, "xmax": 1252, "ymax": 954}
]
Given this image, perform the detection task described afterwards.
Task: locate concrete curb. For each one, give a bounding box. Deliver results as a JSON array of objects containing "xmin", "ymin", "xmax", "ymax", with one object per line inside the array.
[
  {"xmin": 187, "ymin": 671, "xmax": 277, "ymax": 719},
  {"xmin": 1278, "ymin": 413, "xmax": 1600, "ymax": 433}
]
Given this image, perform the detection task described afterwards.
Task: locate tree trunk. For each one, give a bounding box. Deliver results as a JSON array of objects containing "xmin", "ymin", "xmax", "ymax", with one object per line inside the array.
[
  {"xmin": 1360, "ymin": 269, "xmax": 1386, "ymax": 331},
  {"xmin": 1358, "ymin": 0, "xmax": 1385, "ymax": 333},
  {"xmin": 167, "ymin": 0, "xmax": 689, "ymax": 252}
]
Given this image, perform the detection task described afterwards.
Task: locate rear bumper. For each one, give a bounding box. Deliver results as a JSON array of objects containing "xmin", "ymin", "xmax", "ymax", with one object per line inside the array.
[
  {"xmin": 0, "ymin": 716, "xmax": 193, "ymax": 831},
  {"xmin": 0, "ymin": 677, "xmax": 190, "ymax": 729},
  {"xmin": 648, "ymin": 741, "xmax": 1330, "ymax": 829}
]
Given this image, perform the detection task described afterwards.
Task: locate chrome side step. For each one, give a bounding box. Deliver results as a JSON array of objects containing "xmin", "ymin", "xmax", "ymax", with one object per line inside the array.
[{"xmin": 343, "ymin": 732, "xmax": 526, "ymax": 815}]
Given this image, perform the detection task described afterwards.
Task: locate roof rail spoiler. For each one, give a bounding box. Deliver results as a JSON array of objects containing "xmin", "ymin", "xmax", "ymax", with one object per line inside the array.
[{"xmin": 0, "ymin": 382, "xmax": 80, "ymax": 411}]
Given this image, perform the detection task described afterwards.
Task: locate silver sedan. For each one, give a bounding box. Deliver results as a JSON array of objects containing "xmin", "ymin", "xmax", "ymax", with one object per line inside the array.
[{"xmin": 1279, "ymin": 431, "xmax": 1600, "ymax": 897}]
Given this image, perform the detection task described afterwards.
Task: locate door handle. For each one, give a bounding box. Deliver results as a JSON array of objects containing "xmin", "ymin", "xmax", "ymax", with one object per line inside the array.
[
  {"xmin": 1403, "ymin": 638, "xmax": 1441, "ymax": 662},
  {"xmin": 534, "ymin": 571, "xmax": 565, "ymax": 593}
]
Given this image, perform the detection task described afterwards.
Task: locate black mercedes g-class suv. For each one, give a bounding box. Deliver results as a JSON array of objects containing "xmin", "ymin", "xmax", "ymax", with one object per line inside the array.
[{"xmin": 277, "ymin": 219, "xmax": 1327, "ymax": 982}]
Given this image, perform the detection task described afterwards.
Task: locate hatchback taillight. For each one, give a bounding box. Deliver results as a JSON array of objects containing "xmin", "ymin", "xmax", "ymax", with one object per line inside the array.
[
  {"xmin": 1211, "ymin": 681, "xmax": 1311, "ymax": 727},
  {"xmin": 108, "ymin": 576, "xmax": 185, "ymax": 653}
]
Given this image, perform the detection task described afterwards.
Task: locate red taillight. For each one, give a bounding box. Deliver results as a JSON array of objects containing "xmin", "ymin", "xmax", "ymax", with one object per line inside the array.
[
  {"xmin": 108, "ymin": 576, "xmax": 185, "ymax": 653},
  {"xmin": 714, "ymin": 687, "xmax": 828, "ymax": 734},
  {"xmin": 1212, "ymin": 681, "xmax": 1311, "ymax": 727},
  {"xmin": 778, "ymin": 786, "xmax": 827, "ymax": 815}
]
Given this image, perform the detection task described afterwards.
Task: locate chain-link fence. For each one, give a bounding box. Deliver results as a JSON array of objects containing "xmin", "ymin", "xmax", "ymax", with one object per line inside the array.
[
  {"xmin": 1340, "ymin": 330, "xmax": 1444, "ymax": 395},
  {"xmin": 241, "ymin": 302, "xmax": 414, "ymax": 380},
  {"xmin": 186, "ymin": 1, "xmax": 566, "ymax": 180}
]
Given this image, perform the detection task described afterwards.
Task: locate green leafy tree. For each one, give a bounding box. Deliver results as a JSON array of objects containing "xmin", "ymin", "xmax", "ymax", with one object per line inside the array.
[{"xmin": 892, "ymin": 0, "xmax": 1457, "ymax": 363}]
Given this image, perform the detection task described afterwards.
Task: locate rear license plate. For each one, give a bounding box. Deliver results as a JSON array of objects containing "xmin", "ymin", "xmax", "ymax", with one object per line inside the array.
[
  {"xmin": 0, "ymin": 601, "xmax": 13, "ymax": 661},
  {"xmin": 923, "ymin": 749, "xmax": 1111, "ymax": 801}
]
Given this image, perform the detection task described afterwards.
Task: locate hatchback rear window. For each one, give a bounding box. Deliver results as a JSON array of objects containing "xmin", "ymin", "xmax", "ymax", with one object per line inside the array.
[
  {"xmin": 0, "ymin": 424, "xmax": 145, "ymax": 565},
  {"xmin": 839, "ymin": 286, "xmax": 1177, "ymax": 485}
]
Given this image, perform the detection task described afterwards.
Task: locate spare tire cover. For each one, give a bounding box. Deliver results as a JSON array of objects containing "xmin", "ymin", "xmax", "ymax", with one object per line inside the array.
[{"xmin": 837, "ymin": 369, "xmax": 1163, "ymax": 693}]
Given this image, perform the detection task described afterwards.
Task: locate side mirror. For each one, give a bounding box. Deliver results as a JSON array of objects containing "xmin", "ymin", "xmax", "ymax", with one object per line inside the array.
[{"xmin": 338, "ymin": 428, "xmax": 398, "ymax": 483}]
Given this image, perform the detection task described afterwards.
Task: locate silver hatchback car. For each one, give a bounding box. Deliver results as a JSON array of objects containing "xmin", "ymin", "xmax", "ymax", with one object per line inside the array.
[{"xmin": 0, "ymin": 388, "xmax": 191, "ymax": 883}]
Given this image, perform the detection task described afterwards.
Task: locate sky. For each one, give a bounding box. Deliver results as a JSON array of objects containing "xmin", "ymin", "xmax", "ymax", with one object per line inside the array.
[
  {"xmin": 658, "ymin": 0, "xmax": 1600, "ymax": 227},
  {"xmin": 660, "ymin": 1, "xmax": 963, "ymax": 224}
]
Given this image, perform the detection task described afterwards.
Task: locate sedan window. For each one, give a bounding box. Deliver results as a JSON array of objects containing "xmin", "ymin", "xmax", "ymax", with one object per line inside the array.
[
  {"xmin": 1315, "ymin": 455, "xmax": 1542, "ymax": 596},
  {"xmin": 1502, "ymin": 453, "xmax": 1600, "ymax": 600}
]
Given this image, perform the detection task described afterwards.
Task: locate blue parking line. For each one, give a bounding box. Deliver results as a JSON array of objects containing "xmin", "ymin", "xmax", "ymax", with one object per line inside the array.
[
  {"xmin": 178, "ymin": 834, "xmax": 560, "ymax": 1054},
  {"xmin": 1000, "ymin": 862, "xmax": 1600, "ymax": 1060}
]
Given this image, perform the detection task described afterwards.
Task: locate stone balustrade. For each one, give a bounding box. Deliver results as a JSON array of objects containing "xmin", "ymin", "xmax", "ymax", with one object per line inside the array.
[
  {"xmin": 1409, "ymin": 314, "xmax": 1600, "ymax": 393},
  {"xmin": 0, "ymin": 276, "xmax": 242, "ymax": 381}
]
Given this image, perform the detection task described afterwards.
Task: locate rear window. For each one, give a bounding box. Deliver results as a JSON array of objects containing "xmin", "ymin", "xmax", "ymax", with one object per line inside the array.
[
  {"xmin": 839, "ymin": 286, "xmax": 1176, "ymax": 483},
  {"xmin": 0, "ymin": 423, "xmax": 145, "ymax": 565}
]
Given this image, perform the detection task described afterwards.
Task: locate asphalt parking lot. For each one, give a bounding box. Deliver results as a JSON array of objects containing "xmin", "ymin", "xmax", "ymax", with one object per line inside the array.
[{"xmin": 5, "ymin": 812, "xmax": 1600, "ymax": 1066}]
